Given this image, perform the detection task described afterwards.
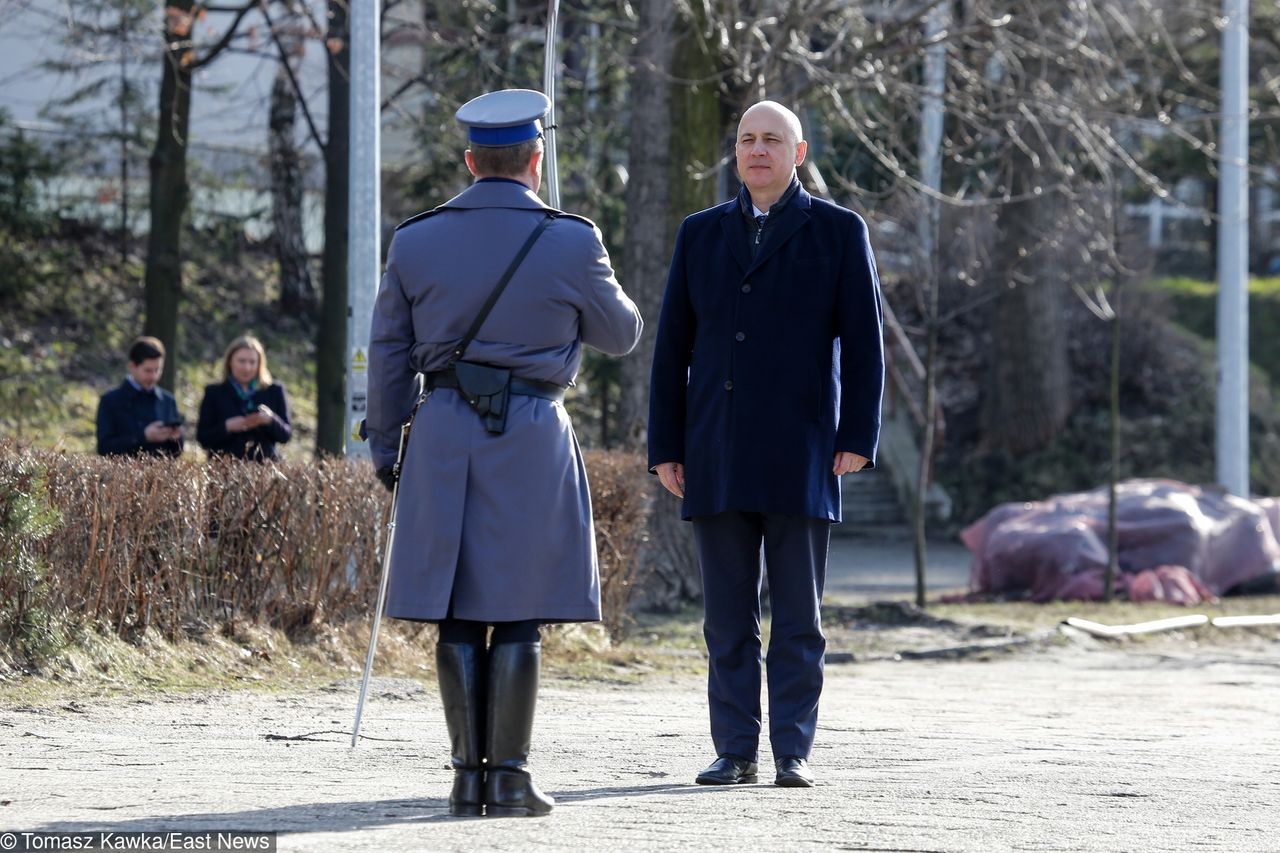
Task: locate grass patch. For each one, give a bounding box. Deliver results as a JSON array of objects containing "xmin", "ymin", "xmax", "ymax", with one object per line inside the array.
[
  {"xmin": 1148, "ymin": 275, "xmax": 1280, "ymax": 387},
  {"xmin": 0, "ymin": 226, "xmax": 320, "ymax": 459},
  {"xmin": 931, "ymin": 593, "xmax": 1280, "ymax": 633},
  {"xmin": 0, "ymin": 611, "xmax": 713, "ymax": 708},
  {"xmin": 4, "ymin": 595, "xmax": 1276, "ymax": 707}
]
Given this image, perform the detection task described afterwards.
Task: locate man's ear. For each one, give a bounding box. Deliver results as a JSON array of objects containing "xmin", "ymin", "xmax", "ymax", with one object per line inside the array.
[
  {"xmin": 464, "ymin": 149, "xmax": 478, "ymax": 177},
  {"xmin": 528, "ymin": 146, "xmax": 544, "ymax": 178},
  {"xmin": 794, "ymin": 139, "xmax": 809, "ymax": 167}
]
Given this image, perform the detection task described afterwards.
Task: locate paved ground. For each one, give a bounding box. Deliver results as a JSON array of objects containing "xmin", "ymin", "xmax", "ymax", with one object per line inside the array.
[
  {"xmin": 5, "ymin": 536, "xmax": 1277, "ymax": 851},
  {"xmin": 4, "ymin": 638, "xmax": 1278, "ymax": 852}
]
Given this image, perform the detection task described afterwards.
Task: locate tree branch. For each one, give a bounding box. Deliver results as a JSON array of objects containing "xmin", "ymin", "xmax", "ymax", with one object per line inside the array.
[
  {"xmin": 259, "ymin": 0, "xmax": 327, "ymax": 155},
  {"xmin": 190, "ymin": 1, "xmax": 260, "ymax": 71}
]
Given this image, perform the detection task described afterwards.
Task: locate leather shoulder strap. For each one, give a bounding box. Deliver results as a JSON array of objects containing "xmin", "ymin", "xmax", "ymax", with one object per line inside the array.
[{"xmin": 448, "ymin": 213, "xmax": 554, "ymax": 366}]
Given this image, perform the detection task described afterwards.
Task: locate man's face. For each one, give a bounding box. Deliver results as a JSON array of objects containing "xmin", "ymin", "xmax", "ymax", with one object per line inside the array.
[
  {"xmin": 735, "ymin": 106, "xmax": 807, "ymax": 201},
  {"xmin": 128, "ymin": 357, "xmax": 163, "ymax": 391}
]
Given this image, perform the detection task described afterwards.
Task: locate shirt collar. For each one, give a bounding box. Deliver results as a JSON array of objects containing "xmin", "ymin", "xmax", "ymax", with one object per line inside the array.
[{"xmin": 125, "ymin": 375, "xmax": 155, "ymax": 395}]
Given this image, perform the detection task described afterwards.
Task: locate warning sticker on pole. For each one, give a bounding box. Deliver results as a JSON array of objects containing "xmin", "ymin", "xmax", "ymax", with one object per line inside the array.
[
  {"xmin": 347, "ymin": 347, "xmax": 372, "ymax": 457},
  {"xmin": 351, "ymin": 347, "xmax": 369, "ymax": 394}
]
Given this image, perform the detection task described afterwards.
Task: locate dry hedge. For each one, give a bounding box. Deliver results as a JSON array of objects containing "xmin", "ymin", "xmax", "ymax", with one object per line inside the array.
[{"xmin": 0, "ymin": 442, "xmax": 650, "ymax": 649}]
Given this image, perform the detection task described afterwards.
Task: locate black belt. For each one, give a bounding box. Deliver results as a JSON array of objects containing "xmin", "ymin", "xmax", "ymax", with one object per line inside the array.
[{"xmin": 425, "ymin": 369, "xmax": 566, "ymax": 402}]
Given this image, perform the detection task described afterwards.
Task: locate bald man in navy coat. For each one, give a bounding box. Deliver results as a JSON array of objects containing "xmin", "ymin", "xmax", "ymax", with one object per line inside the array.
[{"xmin": 648, "ymin": 101, "xmax": 885, "ymax": 788}]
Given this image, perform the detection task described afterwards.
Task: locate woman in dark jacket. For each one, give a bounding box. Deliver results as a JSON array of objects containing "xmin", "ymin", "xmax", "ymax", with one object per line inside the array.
[{"xmin": 197, "ymin": 335, "xmax": 292, "ymax": 462}]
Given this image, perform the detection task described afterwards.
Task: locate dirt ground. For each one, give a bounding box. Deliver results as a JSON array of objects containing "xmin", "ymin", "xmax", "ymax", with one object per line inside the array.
[{"xmin": 3, "ymin": 632, "xmax": 1278, "ymax": 853}]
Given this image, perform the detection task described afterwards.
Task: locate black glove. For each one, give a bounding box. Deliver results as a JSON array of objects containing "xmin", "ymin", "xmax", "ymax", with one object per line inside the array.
[{"xmin": 376, "ymin": 465, "xmax": 398, "ymax": 493}]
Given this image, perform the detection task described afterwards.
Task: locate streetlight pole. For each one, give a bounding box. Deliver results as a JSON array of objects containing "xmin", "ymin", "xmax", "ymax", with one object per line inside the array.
[
  {"xmin": 345, "ymin": 1, "xmax": 381, "ymax": 459},
  {"xmin": 1216, "ymin": 0, "xmax": 1250, "ymax": 495}
]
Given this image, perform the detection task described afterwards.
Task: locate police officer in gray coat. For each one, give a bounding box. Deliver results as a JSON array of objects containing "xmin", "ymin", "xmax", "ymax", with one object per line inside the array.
[{"xmin": 366, "ymin": 89, "xmax": 642, "ymax": 818}]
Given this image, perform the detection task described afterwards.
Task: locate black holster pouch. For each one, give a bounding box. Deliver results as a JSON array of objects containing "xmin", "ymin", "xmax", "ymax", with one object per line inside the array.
[{"xmin": 454, "ymin": 361, "xmax": 511, "ymax": 434}]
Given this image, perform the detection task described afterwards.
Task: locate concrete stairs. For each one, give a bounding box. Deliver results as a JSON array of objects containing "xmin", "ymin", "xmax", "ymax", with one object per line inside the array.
[{"xmin": 839, "ymin": 465, "xmax": 909, "ymax": 535}]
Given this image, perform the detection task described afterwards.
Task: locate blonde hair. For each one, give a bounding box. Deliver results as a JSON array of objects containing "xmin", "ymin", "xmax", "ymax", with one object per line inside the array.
[{"xmin": 222, "ymin": 335, "xmax": 273, "ymax": 386}]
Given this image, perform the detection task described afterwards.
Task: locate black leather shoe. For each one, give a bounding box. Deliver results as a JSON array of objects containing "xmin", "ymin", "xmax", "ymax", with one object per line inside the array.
[
  {"xmin": 774, "ymin": 756, "xmax": 814, "ymax": 788},
  {"xmin": 695, "ymin": 755, "xmax": 759, "ymax": 785}
]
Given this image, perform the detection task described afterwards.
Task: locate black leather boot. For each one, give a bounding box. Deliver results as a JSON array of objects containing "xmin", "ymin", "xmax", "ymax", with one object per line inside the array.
[
  {"xmin": 436, "ymin": 642, "xmax": 486, "ymax": 817},
  {"xmin": 483, "ymin": 642, "xmax": 554, "ymax": 817}
]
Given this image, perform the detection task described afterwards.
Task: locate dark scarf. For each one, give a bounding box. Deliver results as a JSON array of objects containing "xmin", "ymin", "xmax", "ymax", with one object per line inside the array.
[
  {"xmin": 738, "ymin": 175, "xmax": 801, "ymax": 221},
  {"xmin": 739, "ymin": 175, "xmax": 801, "ymax": 257},
  {"xmin": 230, "ymin": 379, "xmax": 258, "ymax": 415}
]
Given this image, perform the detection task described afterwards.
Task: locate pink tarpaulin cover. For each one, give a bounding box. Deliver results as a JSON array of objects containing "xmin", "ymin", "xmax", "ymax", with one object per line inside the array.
[{"xmin": 961, "ymin": 479, "xmax": 1280, "ymax": 603}]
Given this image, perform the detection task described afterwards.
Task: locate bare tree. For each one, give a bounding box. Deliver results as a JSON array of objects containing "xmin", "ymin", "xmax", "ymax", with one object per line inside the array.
[
  {"xmin": 143, "ymin": 1, "xmax": 261, "ymax": 391},
  {"xmin": 35, "ymin": 0, "xmax": 154, "ymax": 264},
  {"xmin": 316, "ymin": 0, "xmax": 351, "ymax": 455},
  {"xmin": 267, "ymin": 4, "xmax": 316, "ymax": 318}
]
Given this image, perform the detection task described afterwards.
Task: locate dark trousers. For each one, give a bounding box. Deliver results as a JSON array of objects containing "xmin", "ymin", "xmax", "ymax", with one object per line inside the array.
[
  {"xmin": 438, "ymin": 619, "xmax": 541, "ymax": 647},
  {"xmin": 693, "ymin": 510, "xmax": 830, "ymax": 762}
]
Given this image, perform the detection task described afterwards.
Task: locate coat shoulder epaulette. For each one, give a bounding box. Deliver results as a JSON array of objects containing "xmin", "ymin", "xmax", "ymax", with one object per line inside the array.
[
  {"xmin": 395, "ymin": 206, "xmax": 445, "ymax": 231},
  {"xmin": 548, "ymin": 210, "xmax": 597, "ymax": 230}
]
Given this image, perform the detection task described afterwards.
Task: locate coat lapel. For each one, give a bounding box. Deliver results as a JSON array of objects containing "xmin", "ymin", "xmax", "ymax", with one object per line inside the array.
[
  {"xmin": 746, "ymin": 186, "xmax": 812, "ymax": 276},
  {"xmin": 719, "ymin": 204, "xmax": 752, "ymax": 273}
]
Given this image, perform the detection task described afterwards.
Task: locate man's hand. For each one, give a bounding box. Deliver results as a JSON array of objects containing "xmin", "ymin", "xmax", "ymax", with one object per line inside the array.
[
  {"xmin": 655, "ymin": 462, "xmax": 685, "ymax": 498},
  {"xmin": 376, "ymin": 465, "xmax": 399, "ymax": 494},
  {"xmin": 833, "ymin": 452, "xmax": 869, "ymax": 476},
  {"xmin": 143, "ymin": 421, "xmax": 170, "ymax": 443}
]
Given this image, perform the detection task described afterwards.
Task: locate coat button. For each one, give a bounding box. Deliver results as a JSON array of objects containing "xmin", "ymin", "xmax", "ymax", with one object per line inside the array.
[
  {"xmin": 724, "ymin": 380, "xmax": 734, "ymax": 391},
  {"xmin": 741, "ymin": 283, "xmax": 752, "ymax": 293},
  {"xmin": 735, "ymin": 332, "xmax": 746, "ymax": 342}
]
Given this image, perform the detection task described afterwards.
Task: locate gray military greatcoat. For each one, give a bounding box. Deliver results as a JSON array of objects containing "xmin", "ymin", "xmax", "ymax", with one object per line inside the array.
[{"xmin": 367, "ymin": 178, "xmax": 642, "ymax": 623}]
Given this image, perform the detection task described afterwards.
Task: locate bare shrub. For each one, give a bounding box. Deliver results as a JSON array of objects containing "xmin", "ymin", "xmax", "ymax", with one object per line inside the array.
[
  {"xmin": 10, "ymin": 444, "xmax": 384, "ymax": 640},
  {"xmin": 0, "ymin": 443, "xmax": 649, "ymax": 647},
  {"xmin": 583, "ymin": 450, "xmax": 652, "ymax": 640}
]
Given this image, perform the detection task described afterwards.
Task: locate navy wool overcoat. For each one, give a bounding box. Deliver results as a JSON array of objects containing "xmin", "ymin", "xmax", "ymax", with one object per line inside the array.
[
  {"xmin": 196, "ymin": 381, "xmax": 293, "ymax": 462},
  {"xmin": 367, "ymin": 179, "xmax": 643, "ymax": 623},
  {"xmin": 647, "ymin": 184, "xmax": 885, "ymax": 522}
]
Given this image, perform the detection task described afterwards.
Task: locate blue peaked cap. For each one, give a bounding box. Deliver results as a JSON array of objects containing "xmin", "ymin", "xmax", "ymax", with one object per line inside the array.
[{"xmin": 456, "ymin": 89, "xmax": 548, "ymax": 147}]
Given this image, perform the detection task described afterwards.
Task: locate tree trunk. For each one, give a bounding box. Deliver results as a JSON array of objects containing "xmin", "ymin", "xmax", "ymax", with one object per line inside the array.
[
  {"xmin": 617, "ymin": 0, "xmax": 674, "ymax": 449},
  {"xmin": 143, "ymin": 0, "xmax": 194, "ymax": 392},
  {"xmin": 1104, "ymin": 283, "xmax": 1122, "ymax": 602},
  {"xmin": 316, "ymin": 1, "xmax": 350, "ymax": 455},
  {"xmin": 269, "ymin": 44, "xmax": 314, "ymax": 317},
  {"xmin": 620, "ymin": 0, "xmax": 723, "ymax": 609},
  {"xmin": 981, "ymin": 156, "xmax": 1071, "ymax": 454}
]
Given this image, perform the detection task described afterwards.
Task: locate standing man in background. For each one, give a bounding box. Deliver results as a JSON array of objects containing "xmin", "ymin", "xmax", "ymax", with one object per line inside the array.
[
  {"xmin": 96, "ymin": 335, "xmax": 184, "ymax": 457},
  {"xmin": 648, "ymin": 100, "xmax": 885, "ymax": 789},
  {"xmin": 366, "ymin": 89, "xmax": 642, "ymax": 818}
]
